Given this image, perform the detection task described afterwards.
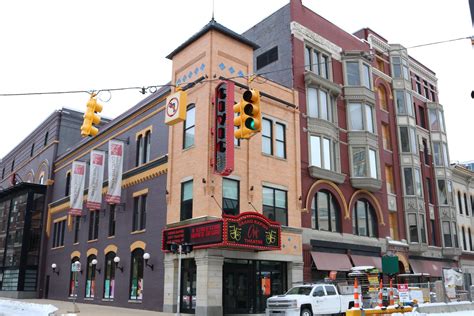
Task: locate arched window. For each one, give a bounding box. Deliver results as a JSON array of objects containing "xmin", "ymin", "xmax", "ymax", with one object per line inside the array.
[
  {"xmin": 69, "ymin": 257, "xmax": 80, "ymax": 297},
  {"xmin": 85, "ymin": 254, "xmax": 97, "ymax": 298},
  {"xmin": 352, "ymin": 199, "xmax": 378, "ymax": 237},
  {"xmin": 129, "ymin": 248, "xmax": 144, "ymax": 300},
  {"xmin": 103, "ymin": 252, "xmax": 116, "ymax": 299},
  {"xmin": 38, "ymin": 174, "xmax": 45, "ymax": 185},
  {"xmin": 311, "ymin": 190, "xmax": 340, "ymax": 232},
  {"xmin": 377, "ymin": 85, "xmax": 388, "ymax": 111},
  {"xmin": 65, "ymin": 172, "xmax": 71, "ymax": 196}
]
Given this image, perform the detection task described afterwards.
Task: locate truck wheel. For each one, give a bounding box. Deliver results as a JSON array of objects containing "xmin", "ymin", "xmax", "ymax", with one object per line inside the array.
[{"xmin": 301, "ymin": 308, "xmax": 313, "ymax": 316}]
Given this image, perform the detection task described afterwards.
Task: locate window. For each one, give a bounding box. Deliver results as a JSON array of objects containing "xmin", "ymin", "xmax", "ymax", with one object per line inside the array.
[
  {"xmin": 423, "ymin": 80, "xmax": 429, "ymax": 98},
  {"xmin": 223, "ymin": 178, "xmax": 239, "ymax": 216},
  {"xmin": 381, "ymin": 123, "xmax": 392, "ymax": 151},
  {"xmin": 414, "ymin": 169, "xmax": 422, "ymax": 197},
  {"xmin": 256, "ymin": 46, "xmax": 278, "ymax": 70},
  {"xmin": 465, "ymin": 193, "xmax": 469, "ymax": 216},
  {"xmin": 275, "ymin": 123, "xmax": 286, "ymax": 159},
  {"xmin": 262, "ymin": 118, "xmax": 273, "ymax": 155},
  {"xmin": 348, "ymin": 103, "xmax": 374, "ymax": 133},
  {"xmin": 311, "ymin": 190, "xmax": 340, "ymax": 232},
  {"xmin": 1, "ymin": 168, "xmax": 4, "ymax": 179},
  {"xmin": 129, "ymin": 248, "xmax": 144, "ymax": 300},
  {"xmin": 399, "ymin": 126, "xmax": 417, "ymax": 154},
  {"xmin": 52, "ymin": 220, "xmax": 66, "ymax": 248},
  {"xmin": 420, "ymin": 214, "xmax": 427, "ymax": 243},
  {"xmin": 438, "ymin": 180, "xmax": 448, "ymax": 205},
  {"xmin": 183, "ymin": 104, "xmax": 195, "ymax": 149},
  {"xmin": 73, "ymin": 216, "xmax": 80, "ymax": 244},
  {"xmin": 472, "ymin": 195, "xmax": 474, "ymax": 216},
  {"xmin": 136, "ymin": 131, "xmax": 151, "ymax": 167},
  {"xmin": 65, "ymin": 172, "xmax": 71, "ymax": 196},
  {"xmin": 88, "ymin": 210, "xmax": 99, "ymax": 241},
  {"xmin": 408, "ymin": 214, "xmax": 418, "ymax": 243},
  {"xmin": 44, "ymin": 131, "xmax": 49, "ymax": 147},
  {"xmin": 377, "ymin": 86, "xmax": 388, "ymax": 111},
  {"xmin": 469, "ymin": 228, "xmax": 473, "ymax": 251},
  {"xmin": 422, "ymin": 139, "xmax": 429, "ymax": 165},
  {"xmin": 305, "ymin": 45, "xmax": 330, "ymax": 79},
  {"xmin": 433, "ymin": 142, "xmax": 448, "ymax": 166},
  {"xmin": 462, "ymin": 227, "xmax": 467, "ymax": 250},
  {"xmin": 352, "ymin": 147, "xmax": 378, "ymax": 178},
  {"xmin": 262, "ymin": 118, "xmax": 286, "ymax": 159},
  {"xmin": 11, "ymin": 160, "xmax": 14, "ymax": 172},
  {"xmin": 307, "ymin": 87, "xmax": 332, "ymax": 121},
  {"xmin": 108, "ymin": 204, "xmax": 116, "ymax": 237},
  {"xmin": 385, "ymin": 166, "xmax": 395, "ymax": 194},
  {"xmin": 415, "ymin": 75, "xmax": 422, "ymax": 94},
  {"xmin": 103, "ymin": 252, "xmax": 116, "ymax": 299},
  {"xmin": 429, "ymin": 84, "xmax": 436, "ymax": 102},
  {"xmin": 430, "ymin": 219, "xmax": 437, "ymax": 246},
  {"xmin": 429, "ymin": 108, "xmax": 445, "ymax": 132},
  {"xmin": 310, "ymin": 135, "xmax": 335, "ymax": 171},
  {"xmin": 85, "ymin": 255, "xmax": 97, "ymax": 298},
  {"xmin": 352, "ymin": 199, "xmax": 377, "ymax": 237},
  {"xmin": 325, "ymin": 285, "xmax": 337, "ymax": 296},
  {"xmin": 426, "ymin": 178, "xmax": 434, "ymax": 204},
  {"xmin": 136, "ymin": 135, "xmax": 143, "ymax": 166},
  {"xmin": 453, "ymin": 223, "xmax": 459, "ymax": 248},
  {"xmin": 133, "ymin": 194, "xmax": 147, "ymax": 232},
  {"xmin": 69, "ymin": 257, "xmax": 80, "ymax": 297},
  {"xmin": 181, "ymin": 180, "xmax": 193, "ymax": 221},
  {"xmin": 345, "ymin": 61, "xmax": 371, "ymax": 89},
  {"xmin": 404, "ymin": 168, "xmax": 414, "ymax": 196},
  {"xmin": 395, "ymin": 91, "xmax": 413, "ymax": 116},
  {"xmin": 458, "ymin": 191, "xmax": 463, "ymax": 215},
  {"xmin": 263, "ymin": 186, "xmax": 287, "ymax": 225},
  {"xmin": 391, "ymin": 56, "xmax": 409, "ymax": 80},
  {"xmin": 419, "ymin": 106, "xmax": 426, "ymax": 129},
  {"xmin": 443, "ymin": 221, "xmax": 452, "ymax": 247},
  {"xmin": 30, "ymin": 143, "xmax": 35, "ymax": 157}
]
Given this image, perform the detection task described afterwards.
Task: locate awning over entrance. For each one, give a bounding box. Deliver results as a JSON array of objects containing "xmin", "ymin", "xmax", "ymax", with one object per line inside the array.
[
  {"xmin": 350, "ymin": 254, "xmax": 382, "ymax": 270},
  {"xmin": 410, "ymin": 259, "xmax": 452, "ymax": 277},
  {"xmin": 311, "ymin": 251, "xmax": 352, "ymax": 271}
]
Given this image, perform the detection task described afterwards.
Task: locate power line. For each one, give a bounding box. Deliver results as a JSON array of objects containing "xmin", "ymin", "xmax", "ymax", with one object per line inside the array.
[{"xmin": 0, "ymin": 35, "xmax": 471, "ymax": 98}]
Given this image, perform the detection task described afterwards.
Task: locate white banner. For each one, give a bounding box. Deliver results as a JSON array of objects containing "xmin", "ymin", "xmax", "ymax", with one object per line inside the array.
[
  {"xmin": 69, "ymin": 161, "xmax": 86, "ymax": 216},
  {"xmin": 86, "ymin": 150, "xmax": 105, "ymax": 210},
  {"xmin": 105, "ymin": 140, "xmax": 124, "ymax": 204}
]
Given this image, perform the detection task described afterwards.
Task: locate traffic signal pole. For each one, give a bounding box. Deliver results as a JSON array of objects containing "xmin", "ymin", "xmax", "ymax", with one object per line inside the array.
[{"xmin": 176, "ymin": 244, "xmax": 182, "ymax": 316}]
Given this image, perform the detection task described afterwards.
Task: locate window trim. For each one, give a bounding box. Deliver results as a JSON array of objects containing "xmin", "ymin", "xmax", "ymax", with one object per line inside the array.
[
  {"xmin": 183, "ymin": 104, "xmax": 196, "ymax": 149},
  {"xmin": 262, "ymin": 185, "xmax": 288, "ymax": 226},
  {"xmin": 222, "ymin": 178, "xmax": 240, "ymax": 216},
  {"xmin": 180, "ymin": 180, "xmax": 193, "ymax": 221}
]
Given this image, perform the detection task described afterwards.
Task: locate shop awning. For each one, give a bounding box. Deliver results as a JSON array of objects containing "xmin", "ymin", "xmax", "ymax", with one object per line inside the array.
[
  {"xmin": 311, "ymin": 251, "xmax": 352, "ymax": 271},
  {"xmin": 350, "ymin": 254, "xmax": 382, "ymax": 270},
  {"xmin": 410, "ymin": 259, "xmax": 452, "ymax": 277}
]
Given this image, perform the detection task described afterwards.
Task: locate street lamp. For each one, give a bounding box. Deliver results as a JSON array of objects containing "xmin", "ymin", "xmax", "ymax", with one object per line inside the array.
[
  {"xmin": 91, "ymin": 258, "xmax": 101, "ymax": 274},
  {"xmin": 114, "ymin": 256, "xmax": 123, "ymax": 272},
  {"xmin": 143, "ymin": 252, "xmax": 154, "ymax": 270},
  {"xmin": 51, "ymin": 263, "xmax": 59, "ymax": 275}
]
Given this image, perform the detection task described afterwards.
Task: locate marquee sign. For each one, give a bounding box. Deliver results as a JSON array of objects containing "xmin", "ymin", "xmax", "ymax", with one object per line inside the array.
[{"xmin": 162, "ymin": 212, "xmax": 281, "ymax": 252}]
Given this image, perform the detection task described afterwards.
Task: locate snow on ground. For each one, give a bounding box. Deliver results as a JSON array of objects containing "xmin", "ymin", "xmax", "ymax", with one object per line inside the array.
[
  {"xmin": 393, "ymin": 310, "xmax": 473, "ymax": 316},
  {"xmin": 0, "ymin": 299, "xmax": 57, "ymax": 316}
]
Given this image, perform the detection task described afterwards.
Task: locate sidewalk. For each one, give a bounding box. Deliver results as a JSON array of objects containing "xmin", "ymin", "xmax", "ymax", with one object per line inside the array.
[{"xmin": 16, "ymin": 299, "xmax": 182, "ymax": 316}]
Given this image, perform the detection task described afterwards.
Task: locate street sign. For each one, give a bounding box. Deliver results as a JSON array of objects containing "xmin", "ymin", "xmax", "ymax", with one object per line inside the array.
[
  {"xmin": 71, "ymin": 261, "xmax": 81, "ymax": 272},
  {"xmin": 398, "ymin": 283, "xmax": 409, "ymax": 303}
]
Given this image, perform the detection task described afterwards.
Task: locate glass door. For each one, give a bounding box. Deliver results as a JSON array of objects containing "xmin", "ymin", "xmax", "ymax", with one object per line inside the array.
[
  {"xmin": 181, "ymin": 259, "xmax": 196, "ymax": 313},
  {"xmin": 223, "ymin": 261, "xmax": 253, "ymax": 314}
]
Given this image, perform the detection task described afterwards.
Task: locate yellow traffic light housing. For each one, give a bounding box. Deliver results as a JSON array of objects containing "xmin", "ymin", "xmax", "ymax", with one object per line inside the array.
[
  {"xmin": 81, "ymin": 95, "xmax": 103, "ymax": 137},
  {"xmin": 233, "ymin": 89, "xmax": 261, "ymax": 139}
]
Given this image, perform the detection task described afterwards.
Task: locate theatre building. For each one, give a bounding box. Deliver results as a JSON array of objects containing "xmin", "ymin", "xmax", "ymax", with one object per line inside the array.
[
  {"xmin": 162, "ymin": 20, "xmax": 303, "ymax": 315},
  {"xmin": 43, "ymin": 90, "xmax": 170, "ymax": 311}
]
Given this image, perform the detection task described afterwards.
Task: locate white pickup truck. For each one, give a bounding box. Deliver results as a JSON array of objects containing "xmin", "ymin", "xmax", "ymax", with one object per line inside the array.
[{"xmin": 265, "ymin": 283, "xmax": 354, "ymax": 316}]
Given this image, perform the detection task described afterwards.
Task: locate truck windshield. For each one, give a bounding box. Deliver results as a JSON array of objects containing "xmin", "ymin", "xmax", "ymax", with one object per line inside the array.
[{"xmin": 285, "ymin": 287, "xmax": 313, "ymax": 295}]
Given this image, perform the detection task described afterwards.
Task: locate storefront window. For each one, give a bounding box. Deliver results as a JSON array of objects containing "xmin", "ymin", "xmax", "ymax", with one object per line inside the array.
[
  {"xmin": 129, "ymin": 248, "xmax": 144, "ymax": 300},
  {"xmin": 223, "ymin": 259, "xmax": 287, "ymax": 314},
  {"xmin": 103, "ymin": 252, "xmax": 116, "ymax": 299},
  {"xmin": 85, "ymin": 255, "xmax": 96, "ymax": 298},
  {"xmin": 69, "ymin": 257, "xmax": 80, "ymax": 297}
]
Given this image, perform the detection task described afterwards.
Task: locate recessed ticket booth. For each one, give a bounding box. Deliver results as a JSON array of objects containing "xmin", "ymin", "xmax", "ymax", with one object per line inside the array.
[{"xmin": 162, "ymin": 212, "xmax": 303, "ymax": 315}]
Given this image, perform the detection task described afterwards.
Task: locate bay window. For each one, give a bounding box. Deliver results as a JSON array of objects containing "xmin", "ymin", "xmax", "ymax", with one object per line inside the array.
[
  {"xmin": 348, "ymin": 103, "xmax": 375, "ymax": 133},
  {"xmin": 399, "ymin": 126, "xmax": 417, "ymax": 154},
  {"xmin": 395, "ymin": 90, "xmax": 414, "ymax": 116},
  {"xmin": 391, "ymin": 56, "xmax": 409, "ymax": 80},
  {"xmin": 310, "ymin": 135, "xmax": 335, "ymax": 171},
  {"xmin": 306, "ymin": 87, "xmax": 332, "ymax": 121},
  {"xmin": 352, "ymin": 147, "xmax": 378, "ymax": 179},
  {"xmin": 345, "ymin": 60, "xmax": 372, "ymax": 89}
]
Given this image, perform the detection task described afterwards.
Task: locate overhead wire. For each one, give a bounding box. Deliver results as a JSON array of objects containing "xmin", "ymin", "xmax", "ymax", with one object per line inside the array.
[{"xmin": 0, "ymin": 35, "xmax": 471, "ymax": 98}]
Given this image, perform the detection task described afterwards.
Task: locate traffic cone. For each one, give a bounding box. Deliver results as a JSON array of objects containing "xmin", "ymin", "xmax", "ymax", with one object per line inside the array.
[
  {"xmin": 353, "ymin": 277, "xmax": 360, "ymax": 309},
  {"xmin": 378, "ymin": 279, "xmax": 383, "ymax": 308},
  {"xmin": 389, "ymin": 278, "xmax": 395, "ymax": 306}
]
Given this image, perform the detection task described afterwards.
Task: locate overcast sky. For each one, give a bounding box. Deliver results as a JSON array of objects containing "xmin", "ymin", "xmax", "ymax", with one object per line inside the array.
[{"xmin": 0, "ymin": 0, "xmax": 472, "ymax": 162}]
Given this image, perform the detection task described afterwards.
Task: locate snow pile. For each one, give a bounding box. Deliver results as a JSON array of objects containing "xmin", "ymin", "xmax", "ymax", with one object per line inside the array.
[{"xmin": 0, "ymin": 299, "xmax": 58, "ymax": 316}]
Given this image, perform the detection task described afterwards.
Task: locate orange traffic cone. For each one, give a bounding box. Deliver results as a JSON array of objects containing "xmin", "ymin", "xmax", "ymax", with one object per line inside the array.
[
  {"xmin": 378, "ymin": 279, "xmax": 383, "ymax": 308},
  {"xmin": 389, "ymin": 278, "xmax": 395, "ymax": 306},
  {"xmin": 353, "ymin": 277, "xmax": 360, "ymax": 309}
]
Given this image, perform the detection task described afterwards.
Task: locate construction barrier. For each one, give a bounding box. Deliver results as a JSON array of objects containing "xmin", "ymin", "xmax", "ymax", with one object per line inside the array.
[{"xmin": 345, "ymin": 306, "xmax": 414, "ymax": 316}]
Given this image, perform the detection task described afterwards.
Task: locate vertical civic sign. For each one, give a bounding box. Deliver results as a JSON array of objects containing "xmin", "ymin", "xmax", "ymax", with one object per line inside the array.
[
  {"xmin": 86, "ymin": 150, "xmax": 105, "ymax": 210},
  {"xmin": 106, "ymin": 140, "xmax": 124, "ymax": 204},
  {"xmin": 69, "ymin": 161, "xmax": 86, "ymax": 216},
  {"xmin": 215, "ymin": 81, "xmax": 234, "ymax": 175}
]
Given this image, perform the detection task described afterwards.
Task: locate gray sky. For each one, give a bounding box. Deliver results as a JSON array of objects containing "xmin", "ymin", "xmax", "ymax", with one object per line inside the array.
[{"xmin": 0, "ymin": 0, "xmax": 472, "ymax": 161}]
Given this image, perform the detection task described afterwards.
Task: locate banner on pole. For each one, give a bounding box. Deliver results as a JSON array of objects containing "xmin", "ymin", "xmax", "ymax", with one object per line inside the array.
[
  {"xmin": 69, "ymin": 161, "xmax": 86, "ymax": 216},
  {"xmin": 105, "ymin": 140, "xmax": 124, "ymax": 204},
  {"xmin": 86, "ymin": 150, "xmax": 105, "ymax": 210}
]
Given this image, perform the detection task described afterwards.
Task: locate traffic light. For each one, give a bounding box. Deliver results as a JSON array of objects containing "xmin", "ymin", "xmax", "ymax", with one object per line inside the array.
[
  {"xmin": 233, "ymin": 89, "xmax": 261, "ymax": 139},
  {"xmin": 81, "ymin": 95, "xmax": 103, "ymax": 137}
]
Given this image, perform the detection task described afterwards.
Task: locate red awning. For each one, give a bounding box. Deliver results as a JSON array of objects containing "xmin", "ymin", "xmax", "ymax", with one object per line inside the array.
[
  {"xmin": 311, "ymin": 251, "xmax": 353, "ymax": 271},
  {"xmin": 410, "ymin": 259, "xmax": 451, "ymax": 277},
  {"xmin": 350, "ymin": 254, "xmax": 382, "ymax": 270}
]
